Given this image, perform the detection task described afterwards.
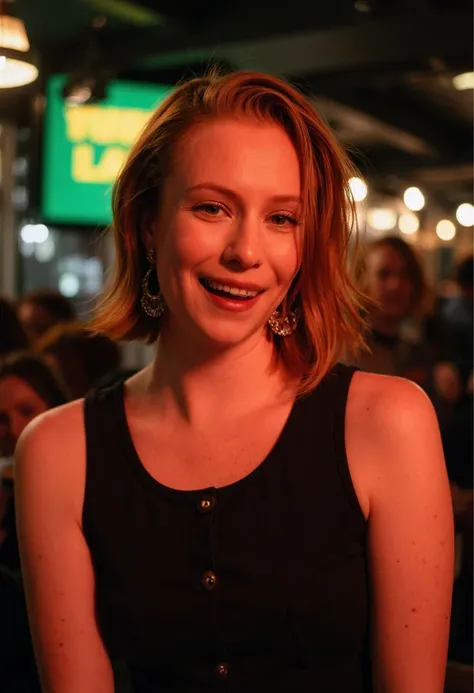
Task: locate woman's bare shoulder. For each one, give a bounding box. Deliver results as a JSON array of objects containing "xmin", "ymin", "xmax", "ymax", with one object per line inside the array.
[
  {"xmin": 17, "ymin": 398, "xmax": 86, "ymax": 455},
  {"xmin": 344, "ymin": 370, "xmax": 444, "ymax": 513},
  {"xmin": 347, "ymin": 370, "xmax": 436, "ymax": 438},
  {"xmin": 15, "ymin": 399, "xmax": 87, "ymax": 523}
]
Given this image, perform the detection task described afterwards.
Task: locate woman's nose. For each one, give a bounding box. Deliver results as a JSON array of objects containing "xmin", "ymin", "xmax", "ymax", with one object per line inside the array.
[{"xmin": 222, "ymin": 218, "xmax": 263, "ymax": 270}]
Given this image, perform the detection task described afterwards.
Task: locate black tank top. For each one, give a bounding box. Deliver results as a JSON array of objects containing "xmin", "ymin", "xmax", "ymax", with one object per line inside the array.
[{"xmin": 83, "ymin": 364, "xmax": 371, "ymax": 692}]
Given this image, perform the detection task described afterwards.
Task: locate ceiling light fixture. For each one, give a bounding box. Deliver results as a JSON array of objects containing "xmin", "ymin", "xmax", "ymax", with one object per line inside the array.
[
  {"xmin": 348, "ymin": 177, "xmax": 368, "ymax": 202},
  {"xmin": 354, "ymin": 0, "xmax": 373, "ymax": 12},
  {"xmin": 62, "ymin": 16, "xmax": 110, "ymax": 106},
  {"xmin": 398, "ymin": 212, "xmax": 419, "ymax": 235},
  {"xmin": 456, "ymin": 203, "xmax": 474, "ymax": 227},
  {"xmin": 436, "ymin": 220, "xmax": 456, "ymax": 242},
  {"xmin": 452, "ymin": 72, "xmax": 474, "ymax": 91},
  {"xmin": 0, "ymin": 0, "xmax": 38, "ymax": 88},
  {"xmin": 63, "ymin": 73, "xmax": 108, "ymax": 106},
  {"xmin": 367, "ymin": 208, "xmax": 397, "ymax": 231},
  {"xmin": 403, "ymin": 186, "xmax": 425, "ymax": 212}
]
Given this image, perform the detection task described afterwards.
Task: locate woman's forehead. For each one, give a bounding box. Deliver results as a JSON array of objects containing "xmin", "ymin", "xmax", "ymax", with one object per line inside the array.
[
  {"xmin": 170, "ymin": 118, "xmax": 301, "ymax": 196},
  {"xmin": 0, "ymin": 376, "xmax": 43, "ymax": 401},
  {"xmin": 369, "ymin": 244, "xmax": 408, "ymax": 269}
]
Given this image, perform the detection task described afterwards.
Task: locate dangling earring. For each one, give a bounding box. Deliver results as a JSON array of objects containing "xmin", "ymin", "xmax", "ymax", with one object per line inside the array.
[
  {"xmin": 268, "ymin": 308, "xmax": 298, "ymax": 337},
  {"xmin": 141, "ymin": 249, "xmax": 166, "ymax": 318}
]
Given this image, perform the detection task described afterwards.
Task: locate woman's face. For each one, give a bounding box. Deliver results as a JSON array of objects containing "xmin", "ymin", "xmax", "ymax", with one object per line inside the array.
[
  {"xmin": 147, "ymin": 118, "xmax": 301, "ymax": 348},
  {"xmin": 364, "ymin": 244, "xmax": 415, "ymax": 319},
  {"xmin": 18, "ymin": 302, "xmax": 53, "ymax": 342},
  {"xmin": 0, "ymin": 376, "xmax": 49, "ymax": 456}
]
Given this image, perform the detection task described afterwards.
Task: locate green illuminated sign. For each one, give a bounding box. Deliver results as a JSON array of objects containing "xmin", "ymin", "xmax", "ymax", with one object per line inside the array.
[{"xmin": 41, "ymin": 75, "xmax": 173, "ymax": 226}]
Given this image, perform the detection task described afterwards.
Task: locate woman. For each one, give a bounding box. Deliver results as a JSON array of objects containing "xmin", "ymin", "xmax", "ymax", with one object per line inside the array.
[
  {"xmin": 17, "ymin": 289, "xmax": 76, "ymax": 343},
  {"xmin": 355, "ymin": 235, "xmax": 463, "ymax": 431},
  {"xmin": 15, "ymin": 72, "xmax": 453, "ymax": 692},
  {"xmin": 354, "ymin": 236, "xmax": 436, "ymax": 384},
  {"xmin": 0, "ymin": 352, "xmax": 67, "ymax": 570},
  {"xmin": 36, "ymin": 321, "xmax": 122, "ymax": 398}
]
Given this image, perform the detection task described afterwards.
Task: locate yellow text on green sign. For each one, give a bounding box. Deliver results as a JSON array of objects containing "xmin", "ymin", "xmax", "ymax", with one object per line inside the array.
[{"xmin": 42, "ymin": 76, "xmax": 173, "ymax": 225}]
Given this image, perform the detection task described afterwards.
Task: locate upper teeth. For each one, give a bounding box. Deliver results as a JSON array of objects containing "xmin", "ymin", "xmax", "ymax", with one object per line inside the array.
[{"xmin": 204, "ymin": 278, "xmax": 259, "ymax": 297}]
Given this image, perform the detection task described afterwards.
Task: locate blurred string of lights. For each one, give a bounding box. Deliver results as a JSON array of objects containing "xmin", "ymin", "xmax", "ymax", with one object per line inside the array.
[{"xmin": 348, "ymin": 177, "xmax": 473, "ymax": 241}]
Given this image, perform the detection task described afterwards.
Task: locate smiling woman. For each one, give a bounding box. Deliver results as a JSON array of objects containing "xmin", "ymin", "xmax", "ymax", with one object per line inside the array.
[
  {"xmin": 89, "ymin": 70, "xmax": 365, "ymax": 391},
  {"xmin": 15, "ymin": 70, "xmax": 453, "ymax": 693}
]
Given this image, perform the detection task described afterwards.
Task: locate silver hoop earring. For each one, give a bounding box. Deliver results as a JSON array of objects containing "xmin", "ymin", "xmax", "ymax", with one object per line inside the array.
[
  {"xmin": 141, "ymin": 249, "xmax": 166, "ymax": 318},
  {"xmin": 268, "ymin": 309, "xmax": 298, "ymax": 337}
]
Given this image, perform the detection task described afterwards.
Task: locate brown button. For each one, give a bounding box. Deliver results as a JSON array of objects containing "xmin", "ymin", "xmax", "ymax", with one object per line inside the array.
[
  {"xmin": 201, "ymin": 570, "xmax": 218, "ymax": 591},
  {"xmin": 215, "ymin": 662, "xmax": 229, "ymax": 680},
  {"xmin": 197, "ymin": 494, "xmax": 216, "ymax": 514}
]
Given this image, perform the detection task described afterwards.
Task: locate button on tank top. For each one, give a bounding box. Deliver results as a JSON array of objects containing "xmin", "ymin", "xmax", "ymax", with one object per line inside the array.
[{"xmin": 82, "ymin": 364, "xmax": 372, "ymax": 691}]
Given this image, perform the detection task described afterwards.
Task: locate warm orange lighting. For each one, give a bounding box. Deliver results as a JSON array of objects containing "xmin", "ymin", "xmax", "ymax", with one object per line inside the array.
[
  {"xmin": 0, "ymin": 10, "xmax": 37, "ymax": 87},
  {"xmin": 0, "ymin": 14, "xmax": 29, "ymax": 51}
]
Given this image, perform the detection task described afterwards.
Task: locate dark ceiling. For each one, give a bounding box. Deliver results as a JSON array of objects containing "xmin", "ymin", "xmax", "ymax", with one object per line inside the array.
[{"xmin": 4, "ymin": 0, "xmax": 474, "ymax": 211}]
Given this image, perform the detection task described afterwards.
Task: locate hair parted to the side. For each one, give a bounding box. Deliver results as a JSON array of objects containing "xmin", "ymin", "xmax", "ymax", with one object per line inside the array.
[{"xmin": 90, "ymin": 69, "xmax": 367, "ymax": 395}]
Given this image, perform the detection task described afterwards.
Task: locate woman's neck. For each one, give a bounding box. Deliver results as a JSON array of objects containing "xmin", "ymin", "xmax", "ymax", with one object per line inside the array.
[{"xmin": 142, "ymin": 327, "xmax": 294, "ymax": 427}]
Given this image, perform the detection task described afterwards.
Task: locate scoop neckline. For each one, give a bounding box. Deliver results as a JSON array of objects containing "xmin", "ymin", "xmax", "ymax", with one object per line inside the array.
[{"xmin": 112, "ymin": 379, "xmax": 301, "ymax": 503}]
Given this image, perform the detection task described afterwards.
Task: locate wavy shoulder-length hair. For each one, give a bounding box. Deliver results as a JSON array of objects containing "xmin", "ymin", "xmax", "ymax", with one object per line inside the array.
[{"xmin": 91, "ymin": 70, "xmax": 366, "ymax": 395}]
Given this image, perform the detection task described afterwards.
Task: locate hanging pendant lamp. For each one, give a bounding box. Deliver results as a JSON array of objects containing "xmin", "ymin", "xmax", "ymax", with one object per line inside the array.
[{"xmin": 0, "ymin": 0, "xmax": 38, "ymax": 88}]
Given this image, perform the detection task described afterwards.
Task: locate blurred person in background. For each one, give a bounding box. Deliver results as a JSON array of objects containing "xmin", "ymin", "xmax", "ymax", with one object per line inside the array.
[
  {"xmin": 0, "ymin": 353, "xmax": 67, "ymax": 571},
  {"xmin": 440, "ymin": 255, "xmax": 473, "ymax": 392},
  {"xmin": 0, "ymin": 296, "xmax": 29, "ymax": 357},
  {"xmin": 36, "ymin": 321, "xmax": 123, "ymax": 399},
  {"xmin": 355, "ymin": 235, "xmax": 434, "ymax": 385},
  {"xmin": 354, "ymin": 236, "xmax": 462, "ymax": 411},
  {"xmin": 16, "ymin": 71, "xmax": 453, "ymax": 693},
  {"xmin": 17, "ymin": 288, "xmax": 76, "ymax": 343},
  {"xmin": 0, "ymin": 353, "xmax": 66, "ymax": 693}
]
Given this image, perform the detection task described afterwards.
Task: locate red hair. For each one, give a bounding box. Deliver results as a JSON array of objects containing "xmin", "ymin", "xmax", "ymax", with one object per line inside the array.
[{"xmin": 90, "ymin": 70, "xmax": 366, "ymax": 394}]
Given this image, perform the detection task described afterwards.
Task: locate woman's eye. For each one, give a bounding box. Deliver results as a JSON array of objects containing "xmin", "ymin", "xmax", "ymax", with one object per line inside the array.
[
  {"xmin": 194, "ymin": 203, "xmax": 224, "ymax": 216},
  {"xmin": 270, "ymin": 213, "xmax": 298, "ymax": 228}
]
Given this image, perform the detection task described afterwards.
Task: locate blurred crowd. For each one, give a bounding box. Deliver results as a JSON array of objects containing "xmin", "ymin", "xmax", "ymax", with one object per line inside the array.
[
  {"xmin": 0, "ymin": 240, "xmax": 472, "ymax": 689},
  {"xmin": 0, "ymin": 288, "xmax": 129, "ymax": 690}
]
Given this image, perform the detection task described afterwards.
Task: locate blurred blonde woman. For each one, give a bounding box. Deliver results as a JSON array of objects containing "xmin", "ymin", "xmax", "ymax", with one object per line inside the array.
[{"xmin": 354, "ymin": 235, "xmax": 434, "ymax": 383}]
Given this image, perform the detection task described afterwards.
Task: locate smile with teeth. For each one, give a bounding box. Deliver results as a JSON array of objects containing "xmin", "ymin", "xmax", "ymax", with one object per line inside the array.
[{"xmin": 201, "ymin": 277, "xmax": 261, "ymax": 299}]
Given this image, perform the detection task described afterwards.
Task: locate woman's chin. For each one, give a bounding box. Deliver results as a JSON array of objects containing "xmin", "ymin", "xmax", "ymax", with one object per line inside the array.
[
  {"xmin": 162, "ymin": 309, "xmax": 272, "ymax": 353},
  {"xmin": 191, "ymin": 318, "xmax": 269, "ymax": 351}
]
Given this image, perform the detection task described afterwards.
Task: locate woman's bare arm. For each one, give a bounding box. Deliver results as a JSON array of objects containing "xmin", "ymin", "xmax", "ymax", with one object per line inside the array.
[
  {"xmin": 15, "ymin": 402, "xmax": 114, "ymax": 693},
  {"xmin": 349, "ymin": 373, "xmax": 454, "ymax": 692}
]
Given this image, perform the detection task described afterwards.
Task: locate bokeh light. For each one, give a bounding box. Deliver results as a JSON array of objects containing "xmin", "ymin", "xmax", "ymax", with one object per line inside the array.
[
  {"xmin": 403, "ymin": 187, "xmax": 425, "ymax": 212},
  {"xmin": 398, "ymin": 212, "xmax": 419, "ymax": 235},
  {"xmin": 456, "ymin": 203, "xmax": 474, "ymax": 227},
  {"xmin": 436, "ymin": 219, "xmax": 456, "ymax": 241},
  {"xmin": 367, "ymin": 208, "xmax": 397, "ymax": 231},
  {"xmin": 348, "ymin": 177, "xmax": 368, "ymax": 202}
]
